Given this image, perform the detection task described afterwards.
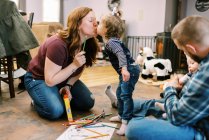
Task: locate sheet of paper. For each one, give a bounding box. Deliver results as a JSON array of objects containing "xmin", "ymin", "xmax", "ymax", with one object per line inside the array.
[
  {"xmin": 0, "ymin": 67, "xmax": 26, "ymax": 79},
  {"xmin": 56, "ymin": 122, "xmax": 117, "ymax": 140}
]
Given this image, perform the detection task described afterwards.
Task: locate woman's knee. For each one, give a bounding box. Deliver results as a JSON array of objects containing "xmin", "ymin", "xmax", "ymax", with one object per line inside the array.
[
  {"xmin": 71, "ymin": 81, "xmax": 95, "ymax": 110},
  {"xmin": 49, "ymin": 106, "xmax": 64, "ymax": 120},
  {"xmin": 81, "ymin": 94, "xmax": 95, "ymax": 110},
  {"xmin": 84, "ymin": 94, "xmax": 95, "ymax": 110},
  {"xmin": 38, "ymin": 102, "xmax": 64, "ymax": 120},
  {"xmin": 71, "ymin": 94, "xmax": 95, "ymax": 111}
]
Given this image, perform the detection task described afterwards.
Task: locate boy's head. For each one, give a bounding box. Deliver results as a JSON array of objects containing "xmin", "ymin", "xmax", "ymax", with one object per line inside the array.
[
  {"xmin": 186, "ymin": 55, "xmax": 199, "ymax": 73},
  {"xmin": 97, "ymin": 14, "xmax": 125, "ymax": 39}
]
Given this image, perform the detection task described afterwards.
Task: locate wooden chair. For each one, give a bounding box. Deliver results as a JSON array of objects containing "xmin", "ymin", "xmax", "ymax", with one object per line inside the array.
[
  {"xmin": 0, "ymin": 12, "xmax": 35, "ymax": 98},
  {"xmin": 0, "ymin": 56, "xmax": 16, "ymax": 98}
]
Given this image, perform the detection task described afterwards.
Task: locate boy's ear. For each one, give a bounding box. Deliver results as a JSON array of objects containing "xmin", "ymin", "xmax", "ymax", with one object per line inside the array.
[{"xmin": 185, "ymin": 44, "xmax": 197, "ymax": 54}]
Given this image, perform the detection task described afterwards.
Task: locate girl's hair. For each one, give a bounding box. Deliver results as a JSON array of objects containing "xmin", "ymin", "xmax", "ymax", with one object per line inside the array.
[
  {"xmin": 102, "ymin": 14, "xmax": 125, "ymax": 39},
  {"xmin": 172, "ymin": 15, "xmax": 209, "ymax": 47},
  {"xmin": 58, "ymin": 7, "xmax": 99, "ymax": 67}
]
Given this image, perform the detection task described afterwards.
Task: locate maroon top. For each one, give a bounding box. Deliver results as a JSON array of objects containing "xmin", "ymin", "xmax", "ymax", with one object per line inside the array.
[{"xmin": 28, "ymin": 35, "xmax": 84, "ymax": 88}]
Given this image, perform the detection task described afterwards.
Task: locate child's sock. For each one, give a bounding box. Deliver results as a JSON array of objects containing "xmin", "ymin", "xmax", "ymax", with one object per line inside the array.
[
  {"xmin": 105, "ymin": 85, "xmax": 117, "ymax": 108},
  {"xmin": 116, "ymin": 120, "xmax": 127, "ymax": 136},
  {"xmin": 109, "ymin": 115, "xmax": 122, "ymax": 122},
  {"xmin": 162, "ymin": 113, "xmax": 167, "ymax": 119}
]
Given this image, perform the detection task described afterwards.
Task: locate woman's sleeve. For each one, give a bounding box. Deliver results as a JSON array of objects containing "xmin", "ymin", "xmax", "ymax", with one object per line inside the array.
[{"xmin": 46, "ymin": 41, "xmax": 66, "ymax": 66}]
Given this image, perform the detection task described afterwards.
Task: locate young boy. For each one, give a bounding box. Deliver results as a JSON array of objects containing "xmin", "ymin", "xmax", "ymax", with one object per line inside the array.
[
  {"xmin": 178, "ymin": 55, "xmax": 199, "ymax": 85},
  {"xmin": 97, "ymin": 13, "xmax": 140, "ymax": 135}
]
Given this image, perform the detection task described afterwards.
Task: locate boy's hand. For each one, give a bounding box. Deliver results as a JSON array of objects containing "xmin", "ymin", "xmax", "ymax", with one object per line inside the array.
[{"xmin": 121, "ymin": 67, "xmax": 130, "ymax": 82}]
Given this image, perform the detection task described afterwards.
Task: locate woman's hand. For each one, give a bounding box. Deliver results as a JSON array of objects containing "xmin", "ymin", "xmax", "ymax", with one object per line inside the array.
[
  {"xmin": 59, "ymin": 86, "xmax": 72, "ymax": 99},
  {"xmin": 73, "ymin": 51, "xmax": 86, "ymax": 67}
]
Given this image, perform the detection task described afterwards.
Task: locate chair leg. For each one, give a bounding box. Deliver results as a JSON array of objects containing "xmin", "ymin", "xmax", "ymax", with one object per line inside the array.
[
  {"xmin": 7, "ymin": 56, "xmax": 15, "ymax": 98},
  {"xmin": 0, "ymin": 80, "xmax": 1, "ymax": 96},
  {"xmin": 0, "ymin": 60, "xmax": 2, "ymax": 96}
]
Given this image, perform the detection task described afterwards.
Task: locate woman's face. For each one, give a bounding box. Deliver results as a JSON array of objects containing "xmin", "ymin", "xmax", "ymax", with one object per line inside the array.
[{"xmin": 79, "ymin": 11, "xmax": 97, "ymax": 38}]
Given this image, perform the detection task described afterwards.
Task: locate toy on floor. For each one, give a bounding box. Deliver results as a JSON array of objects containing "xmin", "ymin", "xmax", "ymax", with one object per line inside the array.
[{"xmin": 136, "ymin": 47, "xmax": 172, "ymax": 81}]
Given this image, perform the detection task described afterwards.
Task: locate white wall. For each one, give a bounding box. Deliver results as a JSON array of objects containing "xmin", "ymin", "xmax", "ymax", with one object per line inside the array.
[
  {"xmin": 123, "ymin": 0, "xmax": 166, "ymax": 36},
  {"xmin": 25, "ymin": 0, "xmax": 43, "ymax": 22},
  {"xmin": 63, "ymin": 0, "xmax": 166, "ymax": 36},
  {"xmin": 26, "ymin": 0, "xmax": 167, "ymax": 36}
]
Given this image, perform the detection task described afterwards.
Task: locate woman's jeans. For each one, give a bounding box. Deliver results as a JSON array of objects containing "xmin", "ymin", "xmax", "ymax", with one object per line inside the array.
[
  {"xmin": 24, "ymin": 72, "xmax": 95, "ymax": 120},
  {"xmin": 116, "ymin": 64, "xmax": 140, "ymax": 121}
]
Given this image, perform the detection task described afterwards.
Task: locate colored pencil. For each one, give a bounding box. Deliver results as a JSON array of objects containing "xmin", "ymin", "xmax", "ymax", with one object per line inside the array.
[
  {"xmin": 85, "ymin": 134, "xmax": 109, "ymax": 139},
  {"xmin": 102, "ymin": 124, "xmax": 119, "ymax": 129},
  {"xmin": 78, "ymin": 114, "xmax": 95, "ymax": 120},
  {"xmin": 83, "ymin": 128, "xmax": 105, "ymax": 136},
  {"xmin": 83, "ymin": 38, "xmax": 86, "ymax": 51}
]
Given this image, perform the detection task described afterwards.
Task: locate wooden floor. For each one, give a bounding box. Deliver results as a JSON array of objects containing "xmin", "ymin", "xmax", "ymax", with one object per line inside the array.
[
  {"xmin": 0, "ymin": 65, "xmax": 162, "ymax": 140},
  {"xmin": 80, "ymin": 65, "xmax": 119, "ymax": 87}
]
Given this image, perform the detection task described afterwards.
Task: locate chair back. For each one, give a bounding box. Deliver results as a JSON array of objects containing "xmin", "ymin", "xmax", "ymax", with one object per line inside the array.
[{"xmin": 28, "ymin": 12, "xmax": 34, "ymax": 28}]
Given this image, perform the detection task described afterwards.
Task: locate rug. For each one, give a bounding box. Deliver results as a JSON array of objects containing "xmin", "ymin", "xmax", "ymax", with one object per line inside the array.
[{"xmin": 139, "ymin": 76, "xmax": 168, "ymax": 87}]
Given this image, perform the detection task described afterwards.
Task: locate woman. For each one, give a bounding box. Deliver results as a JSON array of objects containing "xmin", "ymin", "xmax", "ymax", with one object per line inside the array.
[{"xmin": 24, "ymin": 7, "xmax": 99, "ymax": 120}]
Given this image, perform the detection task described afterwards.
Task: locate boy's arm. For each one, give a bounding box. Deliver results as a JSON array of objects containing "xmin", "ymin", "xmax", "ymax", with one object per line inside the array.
[
  {"xmin": 108, "ymin": 40, "xmax": 130, "ymax": 81},
  {"xmin": 121, "ymin": 66, "xmax": 130, "ymax": 82}
]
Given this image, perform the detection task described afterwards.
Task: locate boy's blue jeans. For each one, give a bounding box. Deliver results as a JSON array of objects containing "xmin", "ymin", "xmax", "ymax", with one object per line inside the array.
[
  {"xmin": 24, "ymin": 72, "xmax": 95, "ymax": 120},
  {"xmin": 116, "ymin": 64, "xmax": 140, "ymax": 121}
]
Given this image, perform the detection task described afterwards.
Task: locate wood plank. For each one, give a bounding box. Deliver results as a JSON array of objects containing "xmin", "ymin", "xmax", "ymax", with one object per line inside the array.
[{"xmin": 80, "ymin": 65, "xmax": 119, "ymax": 87}]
